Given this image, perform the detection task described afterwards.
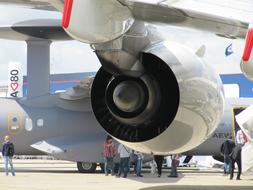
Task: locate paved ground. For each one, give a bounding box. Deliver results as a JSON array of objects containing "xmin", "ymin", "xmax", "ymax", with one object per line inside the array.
[{"xmin": 0, "ymin": 160, "xmax": 252, "ymax": 190}]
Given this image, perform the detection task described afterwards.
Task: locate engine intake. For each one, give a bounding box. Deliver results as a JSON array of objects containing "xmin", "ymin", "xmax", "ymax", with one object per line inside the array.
[{"xmin": 92, "ymin": 52, "xmax": 179, "ymax": 142}]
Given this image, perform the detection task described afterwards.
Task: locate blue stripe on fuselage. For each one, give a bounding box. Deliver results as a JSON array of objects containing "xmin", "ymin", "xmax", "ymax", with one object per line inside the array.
[
  {"xmin": 22, "ymin": 72, "xmax": 95, "ymax": 97},
  {"xmin": 22, "ymin": 72, "xmax": 253, "ymax": 98},
  {"xmin": 220, "ymin": 73, "xmax": 253, "ymax": 97}
]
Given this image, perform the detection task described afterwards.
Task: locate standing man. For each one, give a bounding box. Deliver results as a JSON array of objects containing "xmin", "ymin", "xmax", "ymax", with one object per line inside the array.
[
  {"xmin": 229, "ymin": 128, "xmax": 247, "ymax": 180},
  {"xmin": 134, "ymin": 150, "xmax": 143, "ymax": 177},
  {"xmin": 154, "ymin": 155, "xmax": 164, "ymax": 177},
  {"xmin": 230, "ymin": 144, "xmax": 243, "ymax": 180},
  {"xmin": 168, "ymin": 154, "xmax": 181, "ymax": 178},
  {"xmin": 103, "ymin": 135, "xmax": 116, "ymax": 176},
  {"xmin": 2, "ymin": 135, "xmax": 15, "ymax": 176},
  {"xmin": 220, "ymin": 136, "xmax": 235, "ymax": 174},
  {"xmin": 117, "ymin": 144, "xmax": 131, "ymax": 178}
]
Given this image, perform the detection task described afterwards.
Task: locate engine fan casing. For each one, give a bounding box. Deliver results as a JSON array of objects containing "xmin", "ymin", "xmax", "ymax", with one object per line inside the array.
[{"xmin": 91, "ymin": 41, "xmax": 224, "ymax": 155}]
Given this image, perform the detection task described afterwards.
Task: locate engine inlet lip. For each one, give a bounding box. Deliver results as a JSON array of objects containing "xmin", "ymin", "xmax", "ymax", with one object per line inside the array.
[{"xmin": 105, "ymin": 76, "xmax": 149, "ymax": 119}]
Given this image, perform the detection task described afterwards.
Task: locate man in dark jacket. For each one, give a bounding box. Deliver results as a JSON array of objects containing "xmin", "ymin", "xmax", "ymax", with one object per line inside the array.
[
  {"xmin": 220, "ymin": 136, "xmax": 235, "ymax": 174},
  {"xmin": 2, "ymin": 135, "xmax": 15, "ymax": 176},
  {"xmin": 154, "ymin": 155, "xmax": 164, "ymax": 177},
  {"xmin": 230, "ymin": 144, "xmax": 243, "ymax": 180}
]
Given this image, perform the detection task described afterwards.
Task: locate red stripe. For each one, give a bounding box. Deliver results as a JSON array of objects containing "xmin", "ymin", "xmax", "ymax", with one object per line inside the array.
[
  {"xmin": 242, "ymin": 27, "xmax": 253, "ymax": 62},
  {"xmin": 62, "ymin": 0, "xmax": 74, "ymax": 28}
]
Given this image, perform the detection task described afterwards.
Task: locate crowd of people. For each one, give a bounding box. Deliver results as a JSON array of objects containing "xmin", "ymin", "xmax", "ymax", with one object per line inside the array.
[
  {"xmin": 102, "ymin": 135, "xmax": 181, "ymax": 178},
  {"xmin": 102, "ymin": 128, "xmax": 249, "ymax": 180},
  {"xmin": 1, "ymin": 129, "xmax": 249, "ymax": 179},
  {"xmin": 1, "ymin": 134, "xmax": 180, "ymax": 178}
]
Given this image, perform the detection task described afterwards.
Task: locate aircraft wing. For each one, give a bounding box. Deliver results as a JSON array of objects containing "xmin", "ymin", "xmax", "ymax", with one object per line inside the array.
[
  {"xmin": 0, "ymin": 0, "xmax": 63, "ymax": 11},
  {"xmin": 0, "ymin": 19, "xmax": 71, "ymax": 41},
  {"xmin": 0, "ymin": 0, "xmax": 251, "ymax": 39},
  {"xmin": 119, "ymin": 0, "xmax": 253, "ymax": 38}
]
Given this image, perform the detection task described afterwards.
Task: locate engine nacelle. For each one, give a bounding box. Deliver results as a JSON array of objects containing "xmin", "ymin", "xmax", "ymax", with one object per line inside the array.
[
  {"xmin": 62, "ymin": 0, "xmax": 134, "ymax": 43},
  {"xmin": 91, "ymin": 41, "xmax": 224, "ymax": 155}
]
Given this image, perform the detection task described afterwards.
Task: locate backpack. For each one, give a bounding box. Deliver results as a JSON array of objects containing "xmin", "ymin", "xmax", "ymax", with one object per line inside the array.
[{"xmin": 8, "ymin": 143, "xmax": 15, "ymax": 157}]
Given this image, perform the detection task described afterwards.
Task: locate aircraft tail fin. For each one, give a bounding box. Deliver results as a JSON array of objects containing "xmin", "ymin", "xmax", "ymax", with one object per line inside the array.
[{"xmin": 183, "ymin": 155, "xmax": 193, "ymax": 164}]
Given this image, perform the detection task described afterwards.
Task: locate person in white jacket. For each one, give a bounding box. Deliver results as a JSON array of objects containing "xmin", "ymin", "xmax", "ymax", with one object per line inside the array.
[
  {"xmin": 236, "ymin": 129, "xmax": 247, "ymax": 145},
  {"xmin": 117, "ymin": 144, "xmax": 131, "ymax": 178}
]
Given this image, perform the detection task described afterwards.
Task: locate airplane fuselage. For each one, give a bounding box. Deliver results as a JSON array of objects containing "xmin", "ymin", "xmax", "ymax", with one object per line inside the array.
[
  {"xmin": 1, "ymin": 82, "xmax": 252, "ymax": 161},
  {"xmin": 0, "ymin": 95, "xmax": 107, "ymax": 163},
  {"xmin": 186, "ymin": 98, "xmax": 253, "ymax": 156}
]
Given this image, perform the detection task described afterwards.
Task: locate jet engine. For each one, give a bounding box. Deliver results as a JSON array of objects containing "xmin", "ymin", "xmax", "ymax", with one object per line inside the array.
[{"xmin": 91, "ymin": 41, "xmax": 224, "ymax": 155}]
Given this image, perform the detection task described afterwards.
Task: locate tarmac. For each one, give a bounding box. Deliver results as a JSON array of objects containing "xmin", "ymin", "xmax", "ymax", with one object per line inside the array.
[{"xmin": 0, "ymin": 160, "xmax": 252, "ymax": 190}]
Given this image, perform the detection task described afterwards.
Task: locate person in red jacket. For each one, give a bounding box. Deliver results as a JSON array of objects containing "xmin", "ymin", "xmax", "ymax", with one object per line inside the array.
[{"xmin": 103, "ymin": 135, "xmax": 116, "ymax": 176}]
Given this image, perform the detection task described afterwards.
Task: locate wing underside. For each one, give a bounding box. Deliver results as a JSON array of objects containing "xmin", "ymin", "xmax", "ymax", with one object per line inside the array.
[
  {"xmin": 0, "ymin": 0, "xmax": 63, "ymax": 11},
  {"xmin": 119, "ymin": 0, "xmax": 253, "ymax": 38},
  {"xmin": 0, "ymin": 0, "xmax": 252, "ymax": 39}
]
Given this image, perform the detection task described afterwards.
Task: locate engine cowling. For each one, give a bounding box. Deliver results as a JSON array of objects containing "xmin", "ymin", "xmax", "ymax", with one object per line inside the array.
[{"xmin": 91, "ymin": 41, "xmax": 224, "ymax": 155}]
